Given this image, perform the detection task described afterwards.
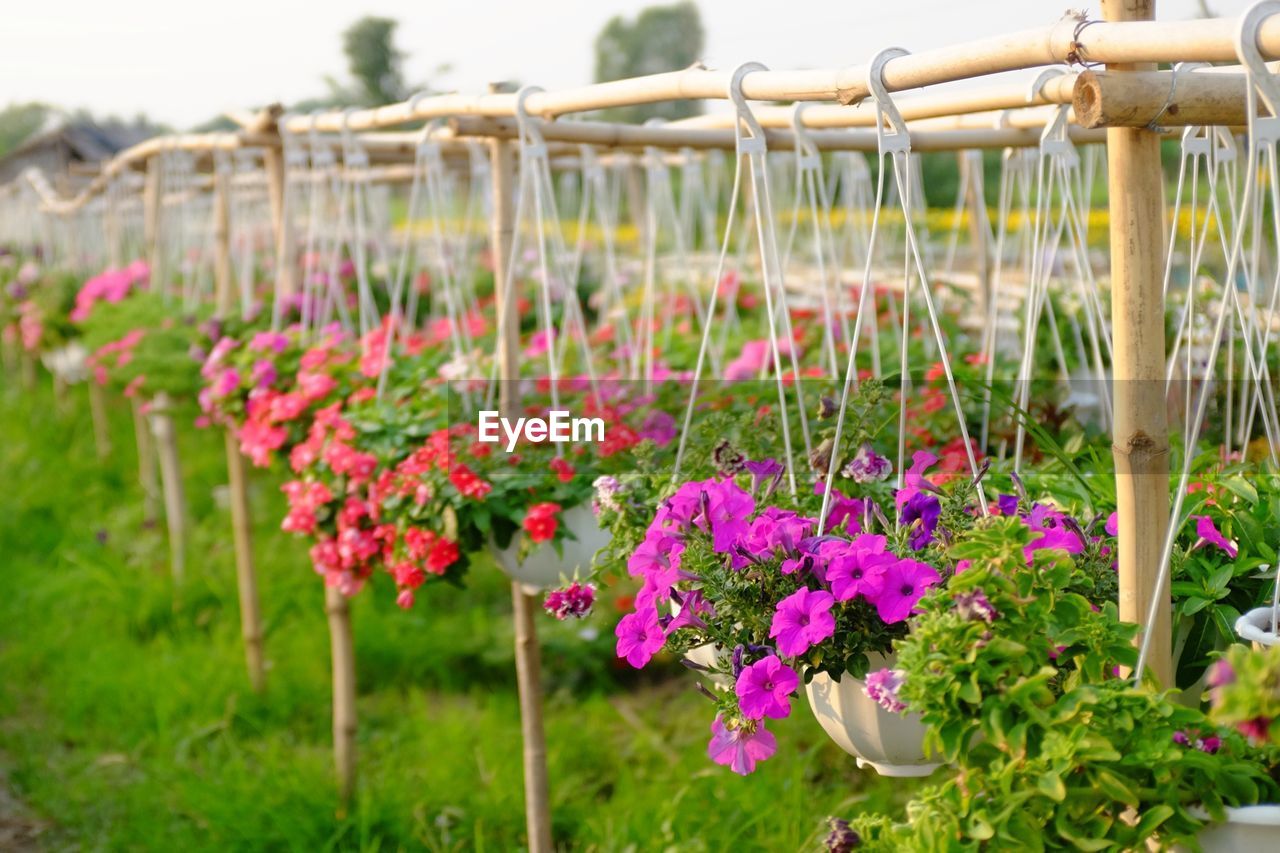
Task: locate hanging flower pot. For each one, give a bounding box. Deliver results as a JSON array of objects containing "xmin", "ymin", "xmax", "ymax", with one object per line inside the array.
[
  {"xmin": 490, "ymin": 504, "xmax": 610, "ymax": 591},
  {"xmin": 804, "ymin": 653, "xmax": 939, "ymax": 778},
  {"xmin": 1192, "ymin": 806, "xmax": 1280, "ymax": 851},
  {"xmin": 1236, "ymin": 607, "xmax": 1280, "ymax": 649}
]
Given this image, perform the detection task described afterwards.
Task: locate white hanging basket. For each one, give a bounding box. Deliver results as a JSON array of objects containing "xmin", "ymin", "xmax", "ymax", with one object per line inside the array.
[
  {"xmin": 1192, "ymin": 806, "xmax": 1280, "ymax": 852},
  {"xmin": 804, "ymin": 652, "xmax": 940, "ymax": 777},
  {"xmin": 669, "ymin": 601, "xmax": 732, "ymax": 688},
  {"xmin": 488, "ymin": 504, "xmax": 609, "ymax": 591},
  {"xmin": 1235, "ymin": 607, "xmax": 1280, "ymax": 649}
]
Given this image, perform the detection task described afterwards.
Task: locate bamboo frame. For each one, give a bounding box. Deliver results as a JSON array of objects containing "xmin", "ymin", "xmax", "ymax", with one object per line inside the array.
[
  {"xmin": 149, "ymin": 393, "xmax": 188, "ymax": 584},
  {"xmin": 1074, "ymin": 69, "xmax": 1252, "ymax": 128},
  {"xmin": 130, "ymin": 396, "xmax": 160, "ymax": 525},
  {"xmin": 88, "ymin": 381, "xmax": 111, "ymax": 460},
  {"xmin": 325, "ymin": 586, "xmax": 357, "ymax": 804},
  {"xmin": 1102, "ymin": 0, "xmax": 1172, "ymax": 687}
]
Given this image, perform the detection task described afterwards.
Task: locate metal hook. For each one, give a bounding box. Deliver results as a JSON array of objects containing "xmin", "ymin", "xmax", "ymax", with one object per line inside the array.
[
  {"xmin": 728, "ymin": 62, "xmax": 769, "ymax": 155},
  {"xmin": 867, "ymin": 48, "xmax": 911, "ymax": 155}
]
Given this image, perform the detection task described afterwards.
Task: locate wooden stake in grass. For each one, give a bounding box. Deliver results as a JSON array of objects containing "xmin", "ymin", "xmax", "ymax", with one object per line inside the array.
[
  {"xmin": 130, "ymin": 396, "xmax": 161, "ymax": 525},
  {"xmin": 88, "ymin": 382, "xmax": 112, "ymax": 460},
  {"xmin": 324, "ymin": 586, "xmax": 357, "ymax": 805},
  {"xmin": 490, "ymin": 135, "xmax": 554, "ymax": 853},
  {"xmin": 149, "ymin": 393, "xmax": 188, "ymax": 584},
  {"xmin": 225, "ymin": 430, "xmax": 266, "ymax": 693}
]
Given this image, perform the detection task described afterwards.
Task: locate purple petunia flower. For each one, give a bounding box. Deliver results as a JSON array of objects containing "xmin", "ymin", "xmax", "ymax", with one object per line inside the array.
[
  {"xmin": 735, "ymin": 655, "xmax": 799, "ymax": 720},
  {"xmin": 707, "ymin": 715, "xmax": 776, "ymax": 775},
  {"xmin": 543, "ymin": 582, "xmax": 596, "ymax": 620},
  {"xmin": 900, "ymin": 491, "xmax": 941, "ymax": 551},
  {"xmin": 744, "ymin": 458, "xmax": 784, "ymax": 497},
  {"xmin": 815, "ymin": 481, "xmax": 866, "ymax": 535},
  {"xmin": 895, "ymin": 451, "xmax": 939, "ymax": 511},
  {"xmin": 864, "ymin": 668, "xmax": 907, "ymax": 713},
  {"xmin": 769, "ymin": 587, "xmax": 837, "ymax": 656},
  {"xmin": 1105, "ymin": 511, "xmax": 1119, "ymax": 537},
  {"xmin": 639, "ymin": 410, "xmax": 677, "ymax": 446},
  {"xmin": 842, "ymin": 442, "xmax": 892, "ymax": 484},
  {"xmin": 997, "ymin": 494, "xmax": 1020, "ymax": 516},
  {"xmin": 872, "ymin": 559, "xmax": 940, "ymax": 624},
  {"xmin": 666, "ymin": 588, "xmax": 714, "ymax": 636},
  {"xmin": 615, "ymin": 606, "xmax": 666, "ymax": 668}
]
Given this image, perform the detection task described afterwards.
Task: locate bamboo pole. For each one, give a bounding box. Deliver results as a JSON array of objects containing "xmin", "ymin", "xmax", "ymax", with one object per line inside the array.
[
  {"xmin": 1103, "ymin": 0, "xmax": 1172, "ymax": 687},
  {"xmin": 149, "ymin": 393, "xmax": 188, "ymax": 584},
  {"xmin": 263, "ymin": 144, "xmax": 296, "ymax": 302},
  {"xmin": 225, "ymin": 431, "xmax": 266, "ymax": 692},
  {"xmin": 1074, "ymin": 69, "xmax": 1252, "ymax": 128},
  {"xmin": 325, "ymin": 586, "xmax": 357, "ymax": 805},
  {"xmin": 88, "ymin": 381, "xmax": 112, "ymax": 460},
  {"xmin": 490, "ymin": 137, "xmax": 553, "ymax": 853},
  {"xmin": 130, "ymin": 396, "xmax": 160, "ymax": 525},
  {"xmin": 450, "ymin": 115, "xmax": 1110, "ymax": 154},
  {"xmin": 212, "ymin": 164, "xmax": 233, "ymax": 314},
  {"xmin": 143, "ymin": 156, "xmax": 164, "ymax": 295}
]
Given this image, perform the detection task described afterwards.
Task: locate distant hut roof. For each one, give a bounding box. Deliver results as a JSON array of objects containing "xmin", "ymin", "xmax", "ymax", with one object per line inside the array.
[{"xmin": 0, "ymin": 120, "xmax": 155, "ymax": 189}]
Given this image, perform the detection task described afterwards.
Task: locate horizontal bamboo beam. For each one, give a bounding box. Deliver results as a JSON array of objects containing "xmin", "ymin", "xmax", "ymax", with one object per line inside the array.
[
  {"xmin": 450, "ymin": 114, "xmax": 1108, "ymax": 152},
  {"xmin": 283, "ymin": 12, "xmax": 1280, "ymax": 133},
  {"xmin": 1073, "ymin": 69, "xmax": 1252, "ymax": 128}
]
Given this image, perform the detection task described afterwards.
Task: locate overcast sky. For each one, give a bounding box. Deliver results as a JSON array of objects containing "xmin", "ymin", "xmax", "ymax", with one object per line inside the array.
[{"xmin": 0, "ymin": 0, "xmax": 1255, "ymax": 129}]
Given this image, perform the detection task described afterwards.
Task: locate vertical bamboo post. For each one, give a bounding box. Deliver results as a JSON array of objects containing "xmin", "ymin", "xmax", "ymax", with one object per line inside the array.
[
  {"xmin": 143, "ymin": 155, "xmax": 164, "ymax": 297},
  {"xmin": 213, "ymin": 167, "xmax": 266, "ymax": 693},
  {"xmin": 131, "ymin": 397, "xmax": 160, "ymax": 524},
  {"xmin": 325, "ymin": 586, "xmax": 357, "ymax": 805},
  {"xmin": 264, "ymin": 145, "xmax": 296, "ymax": 303},
  {"xmin": 88, "ymin": 381, "xmax": 112, "ymax": 460},
  {"xmin": 1102, "ymin": 0, "xmax": 1172, "ymax": 686},
  {"xmin": 149, "ymin": 393, "xmax": 188, "ymax": 584},
  {"xmin": 491, "ymin": 137, "xmax": 554, "ymax": 853}
]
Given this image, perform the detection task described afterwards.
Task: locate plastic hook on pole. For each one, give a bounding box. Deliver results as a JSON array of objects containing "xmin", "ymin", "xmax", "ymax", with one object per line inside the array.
[{"xmin": 867, "ymin": 48, "xmax": 912, "ymax": 156}]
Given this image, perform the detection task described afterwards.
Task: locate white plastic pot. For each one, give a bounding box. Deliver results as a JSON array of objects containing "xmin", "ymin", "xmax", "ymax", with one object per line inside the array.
[
  {"xmin": 1193, "ymin": 806, "xmax": 1280, "ymax": 852},
  {"xmin": 489, "ymin": 504, "xmax": 610, "ymax": 591},
  {"xmin": 804, "ymin": 652, "xmax": 940, "ymax": 777},
  {"xmin": 1235, "ymin": 607, "xmax": 1280, "ymax": 649}
]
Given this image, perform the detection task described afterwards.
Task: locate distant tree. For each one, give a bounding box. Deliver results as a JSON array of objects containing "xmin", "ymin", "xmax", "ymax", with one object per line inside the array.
[
  {"xmin": 593, "ymin": 2, "xmax": 705, "ymax": 123},
  {"xmin": 327, "ymin": 16, "xmax": 409, "ymax": 106},
  {"xmin": 0, "ymin": 102, "xmax": 52, "ymax": 158}
]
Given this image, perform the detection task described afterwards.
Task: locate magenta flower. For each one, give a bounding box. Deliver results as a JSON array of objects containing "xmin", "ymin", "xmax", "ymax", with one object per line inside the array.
[
  {"xmin": 895, "ymin": 450, "xmax": 938, "ymax": 510},
  {"xmin": 1194, "ymin": 515, "xmax": 1238, "ymax": 558},
  {"xmin": 544, "ymin": 582, "xmax": 596, "ymax": 620},
  {"xmin": 742, "ymin": 507, "xmax": 813, "ymax": 559},
  {"xmin": 639, "ymin": 410, "xmax": 677, "ymax": 446},
  {"xmin": 744, "ymin": 458, "xmax": 784, "ymax": 495},
  {"xmin": 703, "ymin": 480, "xmax": 755, "ymax": 553},
  {"xmin": 864, "ymin": 668, "xmax": 907, "ymax": 713},
  {"xmin": 735, "ymin": 654, "xmax": 799, "ymax": 720},
  {"xmin": 872, "ymin": 559, "xmax": 940, "ymax": 624},
  {"xmin": 1105, "ymin": 511, "xmax": 1119, "ymax": 537},
  {"xmin": 666, "ymin": 588, "xmax": 714, "ymax": 636},
  {"xmin": 814, "ymin": 481, "xmax": 866, "ymax": 535},
  {"xmin": 615, "ymin": 607, "xmax": 665, "ymax": 668},
  {"xmin": 828, "ymin": 549, "xmax": 893, "ymax": 602},
  {"xmin": 707, "ymin": 715, "xmax": 777, "ymax": 775},
  {"xmin": 769, "ymin": 587, "xmax": 836, "ymax": 656}
]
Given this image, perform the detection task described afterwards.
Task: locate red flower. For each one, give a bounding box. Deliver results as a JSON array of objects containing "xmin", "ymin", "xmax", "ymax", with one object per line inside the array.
[
  {"xmin": 449, "ymin": 464, "xmax": 492, "ymax": 499},
  {"xmin": 426, "ymin": 538, "xmax": 459, "ymax": 573},
  {"xmin": 549, "ymin": 457, "xmax": 575, "ymax": 483},
  {"xmin": 523, "ymin": 502, "xmax": 562, "ymax": 543}
]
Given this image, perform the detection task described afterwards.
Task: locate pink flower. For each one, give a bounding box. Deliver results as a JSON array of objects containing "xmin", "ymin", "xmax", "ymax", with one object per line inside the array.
[
  {"xmin": 707, "ymin": 715, "xmax": 776, "ymax": 775},
  {"xmin": 864, "ymin": 668, "xmax": 907, "ymax": 713},
  {"xmin": 827, "ymin": 548, "xmax": 893, "ymax": 602},
  {"xmin": 871, "ymin": 559, "xmax": 940, "ymax": 624},
  {"xmin": 735, "ymin": 655, "xmax": 799, "ymax": 720},
  {"xmin": 615, "ymin": 607, "xmax": 665, "ymax": 668},
  {"xmin": 1194, "ymin": 515, "xmax": 1237, "ymax": 558},
  {"xmin": 769, "ymin": 587, "xmax": 836, "ymax": 656}
]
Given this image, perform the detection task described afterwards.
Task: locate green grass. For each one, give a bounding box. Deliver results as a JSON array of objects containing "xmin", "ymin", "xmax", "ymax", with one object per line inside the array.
[{"xmin": 0, "ymin": 367, "xmax": 913, "ymax": 851}]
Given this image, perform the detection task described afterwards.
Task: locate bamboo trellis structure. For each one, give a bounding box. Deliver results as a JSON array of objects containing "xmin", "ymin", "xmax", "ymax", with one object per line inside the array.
[{"xmin": 11, "ymin": 2, "xmax": 1280, "ymax": 848}]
